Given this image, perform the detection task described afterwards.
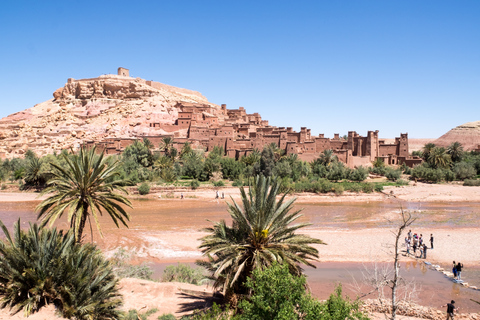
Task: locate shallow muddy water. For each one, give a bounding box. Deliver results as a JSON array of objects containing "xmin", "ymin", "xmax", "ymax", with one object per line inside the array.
[
  {"xmin": 151, "ymin": 260, "xmax": 480, "ymax": 313},
  {"xmin": 1, "ymin": 198, "xmax": 480, "ymax": 312},
  {"xmin": 2, "ymin": 199, "xmax": 480, "ymax": 231}
]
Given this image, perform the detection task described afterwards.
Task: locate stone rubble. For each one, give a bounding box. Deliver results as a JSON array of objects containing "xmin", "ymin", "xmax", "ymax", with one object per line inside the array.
[{"xmin": 361, "ymin": 299, "xmax": 480, "ymax": 320}]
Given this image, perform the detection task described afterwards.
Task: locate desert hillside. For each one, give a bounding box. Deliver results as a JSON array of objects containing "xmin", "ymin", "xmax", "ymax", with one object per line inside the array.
[
  {"xmin": 433, "ymin": 121, "xmax": 480, "ymax": 151},
  {"xmin": 0, "ymin": 73, "xmax": 222, "ymax": 158}
]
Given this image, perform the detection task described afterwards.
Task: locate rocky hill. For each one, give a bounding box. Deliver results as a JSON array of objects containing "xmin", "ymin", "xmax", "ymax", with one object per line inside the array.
[
  {"xmin": 0, "ymin": 73, "xmax": 223, "ymax": 158},
  {"xmin": 433, "ymin": 121, "xmax": 480, "ymax": 151}
]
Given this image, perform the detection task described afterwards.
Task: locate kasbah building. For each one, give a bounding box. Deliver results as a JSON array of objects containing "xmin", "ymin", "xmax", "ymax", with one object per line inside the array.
[{"xmin": 78, "ymin": 68, "xmax": 420, "ymax": 168}]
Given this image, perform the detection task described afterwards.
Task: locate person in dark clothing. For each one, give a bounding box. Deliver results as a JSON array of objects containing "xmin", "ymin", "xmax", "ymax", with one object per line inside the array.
[
  {"xmin": 452, "ymin": 261, "xmax": 457, "ymax": 278},
  {"xmin": 423, "ymin": 243, "xmax": 427, "ymax": 259},
  {"xmin": 441, "ymin": 300, "xmax": 457, "ymax": 320},
  {"xmin": 430, "ymin": 233, "xmax": 434, "ymax": 249},
  {"xmin": 456, "ymin": 262, "xmax": 463, "ymax": 280}
]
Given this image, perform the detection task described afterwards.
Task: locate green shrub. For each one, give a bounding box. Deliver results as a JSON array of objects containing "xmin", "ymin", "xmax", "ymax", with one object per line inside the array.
[
  {"xmin": 326, "ymin": 162, "xmax": 348, "ymax": 181},
  {"xmin": 161, "ymin": 263, "xmax": 206, "ymax": 285},
  {"xmin": 110, "ymin": 248, "xmax": 153, "ymax": 280},
  {"xmin": 122, "ymin": 308, "xmax": 159, "ymax": 320},
  {"xmin": 412, "ymin": 164, "xmax": 451, "ymax": 183},
  {"xmin": 213, "ymin": 180, "xmax": 225, "ymax": 187},
  {"xmin": 454, "ymin": 162, "xmax": 477, "ymax": 180},
  {"xmin": 362, "ymin": 183, "xmax": 374, "ymax": 193},
  {"xmin": 343, "ymin": 182, "xmax": 362, "ymax": 193},
  {"xmin": 334, "ymin": 184, "xmax": 344, "ymax": 195},
  {"xmin": 445, "ymin": 169, "xmax": 455, "ymax": 182},
  {"xmin": 321, "ymin": 285, "xmax": 369, "ymax": 320},
  {"xmin": 138, "ymin": 182, "xmax": 151, "ymax": 195},
  {"xmin": 158, "ymin": 314, "xmax": 177, "ymax": 320},
  {"xmin": 385, "ymin": 168, "xmax": 402, "ymax": 181},
  {"xmin": 0, "ymin": 219, "xmax": 122, "ymax": 319},
  {"xmin": 464, "ymin": 179, "xmax": 480, "ymax": 186},
  {"xmin": 238, "ymin": 263, "xmax": 368, "ymax": 320},
  {"xmin": 349, "ymin": 166, "xmax": 368, "ymax": 182},
  {"xmin": 400, "ymin": 163, "xmax": 412, "ymax": 175},
  {"xmin": 190, "ymin": 179, "xmax": 200, "ymax": 189},
  {"xmin": 374, "ymin": 184, "xmax": 384, "ymax": 192},
  {"xmin": 238, "ymin": 263, "xmax": 320, "ymax": 320},
  {"xmin": 396, "ymin": 179, "xmax": 409, "ymax": 186},
  {"xmin": 181, "ymin": 303, "xmax": 236, "ymax": 320},
  {"xmin": 369, "ymin": 166, "xmax": 387, "ymax": 176},
  {"xmin": 232, "ymin": 179, "xmax": 243, "ymax": 187}
]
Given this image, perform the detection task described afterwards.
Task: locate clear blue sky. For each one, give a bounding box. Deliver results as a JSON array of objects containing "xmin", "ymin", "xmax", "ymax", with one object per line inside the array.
[{"xmin": 1, "ymin": 1, "xmax": 479, "ymax": 138}]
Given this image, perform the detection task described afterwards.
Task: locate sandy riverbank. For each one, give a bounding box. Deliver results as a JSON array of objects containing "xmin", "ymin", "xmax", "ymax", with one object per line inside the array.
[
  {"xmin": 142, "ymin": 182, "xmax": 480, "ymax": 203},
  {"xmin": 2, "ymin": 181, "xmax": 480, "ymax": 203}
]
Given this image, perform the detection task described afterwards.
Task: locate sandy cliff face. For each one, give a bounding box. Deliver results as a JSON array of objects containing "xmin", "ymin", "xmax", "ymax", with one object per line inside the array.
[
  {"xmin": 433, "ymin": 121, "xmax": 480, "ymax": 151},
  {"xmin": 0, "ymin": 74, "xmax": 220, "ymax": 158}
]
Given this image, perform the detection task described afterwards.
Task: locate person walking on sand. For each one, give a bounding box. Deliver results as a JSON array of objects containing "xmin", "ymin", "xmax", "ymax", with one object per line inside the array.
[
  {"xmin": 405, "ymin": 237, "xmax": 410, "ymax": 255},
  {"xmin": 215, "ymin": 191, "xmax": 219, "ymax": 199},
  {"xmin": 408, "ymin": 230, "xmax": 412, "ymax": 240},
  {"xmin": 430, "ymin": 233, "xmax": 434, "ymax": 249},
  {"xmin": 452, "ymin": 261, "xmax": 457, "ymax": 278},
  {"xmin": 456, "ymin": 262, "xmax": 463, "ymax": 280},
  {"xmin": 442, "ymin": 300, "xmax": 458, "ymax": 320},
  {"xmin": 423, "ymin": 243, "xmax": 428, "ymax": 259}
]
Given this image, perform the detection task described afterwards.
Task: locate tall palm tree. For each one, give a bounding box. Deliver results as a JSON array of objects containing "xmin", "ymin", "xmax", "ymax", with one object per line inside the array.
[
  {"xmin": 268, "ymin": 142, "xmax": 285, "ymax": 162},
  {"xmin": 142, "ymin": 137, "xmax": 155, "ymax": 150},
  {"xmin": 427, "ymin": 147, "xmax": 451, "ymax": 169},
  {"xmin": 160, "ymin": 136, "xmax": 175, "ymax": 158},
  {"xmin": 197, "ymin": 175, "xmax": 325, "ymax": 298},
  {"xmin": 447, "ymin": 141, "xmax": 464, "ymax": 163},
  {"xmin": 240, "ymin": 149, "xmax": 261, "ymax": 166},
  {"xmin": 318, "ymin": 149, "xmax": 337, "ymax": 166},
  {"xmin": 422, "ymin": 143, "xmax": 436, "ymax": 161},
  {"xmin": 36, "ymin": 146, "xmax": 132, "ymax": 243}
]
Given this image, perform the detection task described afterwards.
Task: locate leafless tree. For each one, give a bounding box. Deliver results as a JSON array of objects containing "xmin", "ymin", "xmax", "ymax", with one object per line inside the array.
[
  {"xmin": 389, "ymin": 208, "xmax": 417, "ymax": 319},
  {"xmin": 350, "ymin": 208, "xmax": 417, "ymax": 320}
]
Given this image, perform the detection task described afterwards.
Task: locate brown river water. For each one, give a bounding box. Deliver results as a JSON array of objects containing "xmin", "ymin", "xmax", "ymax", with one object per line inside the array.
[{"xmin": 1, "ymin": 198, "xmax": 480, "ymax": 312}]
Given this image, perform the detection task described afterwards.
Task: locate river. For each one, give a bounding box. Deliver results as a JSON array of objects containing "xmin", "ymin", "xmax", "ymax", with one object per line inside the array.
[{"xmin": 0, "ymin": 198, "xmax": 479, "ymax": 312}]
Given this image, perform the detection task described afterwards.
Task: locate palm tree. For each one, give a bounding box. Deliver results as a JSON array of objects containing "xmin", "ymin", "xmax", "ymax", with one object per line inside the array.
[
  {"xmin": 240, "ymin": 149, "xmax": 261, "ymax": 166},
  {"xmin": 180, "ymin": 141, "xmax": 193, "ymax": 159},
  {"xmin": 23, "ymin": 156, "xmax": 48, "ymax": 189},
  {"xmin": 160, "ymin": 136, "xmax": 175, "ymax": 158},
  {"xmin": 447, "ymin": 141, "xmax": 464, "ymax": 163},
  {"xmin": 318, "ymin": 149, "xmax": 337, "ymax": 166},
  {"xmin": 197, "ymin": 175, "xmax": 325, "ymax": 298},
  {"xmin": 422, "ymin": 143, "xmax": 436, "ymax": 161},
  {"xmin": 153, "ymin": 155, "xmax": 176, "ymax": 182},
  {"xmin": 142, "ymin": 137, "xmax": 155, "ymax": 150},
  {"xmin": 0, "ymin": 219, "xmax": 122, "ymax": 319},
  {"xmin": 36, "ymin": 146, "xmax": 132, "ymax": 243},
  {"xmin": 427, "ymin": 147, "xmax": 451, "ymax": 169},
  {"xmin": 268, "ymin": 142, "xmax": 285, "ymax": 162}
]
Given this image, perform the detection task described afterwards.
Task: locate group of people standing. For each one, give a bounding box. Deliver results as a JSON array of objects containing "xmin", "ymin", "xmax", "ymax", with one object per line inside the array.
[
  {"xmin": 452, "ymin": 261, "xmax": 464, "ymax": 281},
  {"xmin": 404, "ymin": 230, "xmax": 433, "ymax": 259}
]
